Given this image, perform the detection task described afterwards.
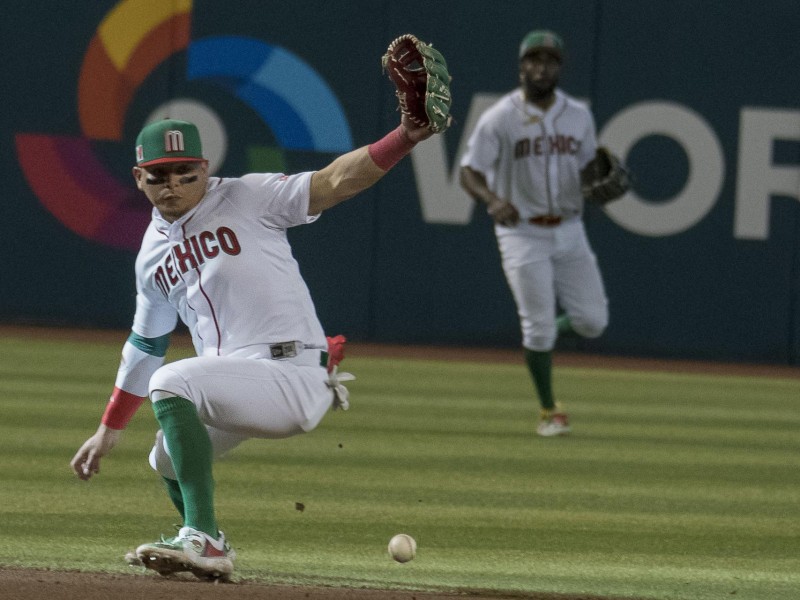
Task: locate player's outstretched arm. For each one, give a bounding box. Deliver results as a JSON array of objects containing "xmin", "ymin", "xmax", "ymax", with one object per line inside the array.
[
  {"xmin": 307, "ymin": 33, "xmax": 451, "ymax": 215},
  {"xmin": 308, "ymin": 147, "xmax": 386, "ymax": 215},
  {"xmin": 308, "ymin": 117, "xmax": 433, "ymax": 215},
  {"xmin": 70, "ymin": 424, "xmax": 122, "ymax": 480}
]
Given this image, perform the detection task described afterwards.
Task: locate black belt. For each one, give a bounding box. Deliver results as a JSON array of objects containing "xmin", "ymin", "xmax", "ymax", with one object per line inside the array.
[
  {"xmin": 269, "ymin": 341, "xmax": 329, "ymax": 368},
  {"xmin": 528, "ymin": 215, "xmax": 562, "ymax": 227}
]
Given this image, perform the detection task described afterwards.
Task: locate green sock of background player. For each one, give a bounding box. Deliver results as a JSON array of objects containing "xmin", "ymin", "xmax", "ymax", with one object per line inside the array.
[
  {"xmin": 524, "ymin": 316, "xmax": 573, "ymax": 413},
  {"xmin": 152, "ymin": 396, "xmax": 218, "ymax": 537},
  {"xmin": 524, "ymin": 349, "xmax": 555, "ymax": 411},
  {"xmin": 556, "ymin": 314, "xmax": 574, "ymax": 335}
]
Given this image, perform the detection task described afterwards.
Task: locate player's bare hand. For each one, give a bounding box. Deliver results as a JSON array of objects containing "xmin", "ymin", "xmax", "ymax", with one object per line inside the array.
[
  {"xmin": 487, "ymin": 197, "xmax": 520, "ymax": 226},
  {"xmin": 400, "ymin": 115, "xmax": 435, "ymax": 144},
  {"xmin": 70, "ymin": 424, "xmax": 122, "ymax": 480}
]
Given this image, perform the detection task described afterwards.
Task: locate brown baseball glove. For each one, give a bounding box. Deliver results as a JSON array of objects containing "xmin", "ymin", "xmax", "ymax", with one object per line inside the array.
[
  {"xmin": 580, "ymin": 147, "xmax": 632, "ymax": 205},
  {"xmin": 381, "ymin": 34, "xmax": 453, "ymax": 133}
]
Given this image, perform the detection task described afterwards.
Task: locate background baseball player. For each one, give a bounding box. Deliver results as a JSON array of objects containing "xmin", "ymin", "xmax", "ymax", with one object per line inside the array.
[
  {"xmin": 70, "ymin": 37, "xmax": 452, "ymax": 579},
  {"xmin": 460, "ymin": 30, "xmax": 627, "ymax": 437}
]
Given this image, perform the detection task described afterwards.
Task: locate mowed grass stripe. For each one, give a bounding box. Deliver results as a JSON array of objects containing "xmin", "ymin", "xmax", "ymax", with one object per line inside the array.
[{"xmin": 1, "ymin": 334, "xmax": 799, "ymax": 599}]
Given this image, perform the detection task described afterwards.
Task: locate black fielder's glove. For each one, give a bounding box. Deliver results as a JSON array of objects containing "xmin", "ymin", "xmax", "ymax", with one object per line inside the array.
[
  {"xmin": 381, "ymin": 34, "xmax": 453, "ymax": 133},
  {"xmin": 580, "ymin": 147, "xmax": 632, "ymax": 205}
]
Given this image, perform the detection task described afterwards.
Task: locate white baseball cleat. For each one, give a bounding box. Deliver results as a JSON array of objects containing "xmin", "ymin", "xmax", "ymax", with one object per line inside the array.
[
  {"xmin": 135, "ymin": 526, "xmax": 235, "ymax": 580},
  {"xmin": 537, "ymin": 412, "xmax": 571, "ymax": 437}
]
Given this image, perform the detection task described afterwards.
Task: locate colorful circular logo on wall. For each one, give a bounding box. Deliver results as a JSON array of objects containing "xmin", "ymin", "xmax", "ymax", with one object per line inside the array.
[{"xmin": 14, "ymin": 0, "xmax": 353, "ymax": 251}]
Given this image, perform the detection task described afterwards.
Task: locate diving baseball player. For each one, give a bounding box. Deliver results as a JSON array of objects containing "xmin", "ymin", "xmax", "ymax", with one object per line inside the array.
[
  {"xmin": 460, "ymin": 30, "xmax": 613, "ymax": 437},
  {"xmin": 69, "ymin": 36, "xmax": 452, "ymax": 580}
]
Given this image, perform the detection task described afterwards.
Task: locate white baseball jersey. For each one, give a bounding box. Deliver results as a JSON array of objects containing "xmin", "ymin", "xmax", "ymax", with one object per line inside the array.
[
  {"xmin": 460, "ymin": 87, "xmax": 608, "ymax": 352},
  {"xmin": 131, "ymin": 172, "xmax": 326, "ymax": 359},
  {"xmin": 460, "ymin": 88, "xmax": 597, "ymax": 222},
  {"xmin": 113, "ymin": 171, "xmax": 338, "ymax": 468}
]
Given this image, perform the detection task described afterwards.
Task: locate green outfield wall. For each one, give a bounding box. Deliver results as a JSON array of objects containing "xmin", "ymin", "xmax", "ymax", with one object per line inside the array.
[{"xmin": 3, "ymin": 0, "xmax": 799, "ymax": 363}]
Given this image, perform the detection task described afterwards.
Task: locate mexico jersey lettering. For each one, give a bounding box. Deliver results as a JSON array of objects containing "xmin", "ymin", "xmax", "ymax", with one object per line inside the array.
[
  {"xmin": 154, "ymin": 227, "xmax": 241, "ymax": 296},
  {"xmin": 460, "ymin": 88, "xmax": 597, "ymax": 219},
  {"xmin": 133, "ymin": 172, "xmax": 326, "ymax": 357},
  {"xmin": 514, "ymin": 134, "xmax": 581, "ymax": 158}
]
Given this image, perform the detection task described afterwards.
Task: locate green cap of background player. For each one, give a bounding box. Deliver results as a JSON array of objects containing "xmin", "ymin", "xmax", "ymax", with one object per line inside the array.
[
  {"xmin": 519, "ymin": 30, "xmax": 564, "ymax": 61},
  {"xmin": 135, "ymin": 119, "xmax": 205, "ymax": 167}
]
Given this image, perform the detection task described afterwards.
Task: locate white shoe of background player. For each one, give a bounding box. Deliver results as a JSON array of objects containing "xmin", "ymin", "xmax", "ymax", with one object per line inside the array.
[{"xmin": 537, "ymin": 411, "xmax": 571, "ymax": 437}]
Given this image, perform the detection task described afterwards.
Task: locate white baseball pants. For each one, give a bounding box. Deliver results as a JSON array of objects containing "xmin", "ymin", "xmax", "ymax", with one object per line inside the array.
[
  {"xmin": 497, "ymin": 218, "xmax": 608, "ymax": 352},
  {"xmin": 146, "ymin": 351, "xmax": 333, "ymax": 478}
]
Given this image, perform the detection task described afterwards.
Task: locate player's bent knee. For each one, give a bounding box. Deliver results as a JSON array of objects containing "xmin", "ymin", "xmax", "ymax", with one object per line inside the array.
[
  {"xmin": 571, "ymin": 312, "xmax": 608, "ymax": 339},
  {"xmin": 148, "ymin": 366, "xmax": 189, "ymax": 402}
]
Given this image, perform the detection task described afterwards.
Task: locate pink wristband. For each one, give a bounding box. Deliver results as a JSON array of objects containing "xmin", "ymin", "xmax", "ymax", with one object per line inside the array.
[
  {"xmin": 367, "ymin": 126, "xmax": 416, "ymax": 171},
  {"xmin": 101, "ymin": 387, "xmax": 146, "ymax": 430}
]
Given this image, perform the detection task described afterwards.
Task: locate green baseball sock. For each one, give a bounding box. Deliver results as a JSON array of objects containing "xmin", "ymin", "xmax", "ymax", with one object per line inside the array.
[
  {"xmin": 524, "ymin": 349, "xmax": 556, "ymax": 411},
  {"xmin": 556, "ymin": 314, "xmax": 574, "ymax": 335},
  {"xmin": 161, "ymin": 476, "xmax": 185, "ymax": 521},
  {"xmin": 152, "ymin": 396, "xmax": 218, "ymax": 537}
]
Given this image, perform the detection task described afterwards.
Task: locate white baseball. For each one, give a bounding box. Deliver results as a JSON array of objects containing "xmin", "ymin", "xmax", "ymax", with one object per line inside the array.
[{"xmin": 387, "ymin": 533, "xmax": 416, "ymax": 563}]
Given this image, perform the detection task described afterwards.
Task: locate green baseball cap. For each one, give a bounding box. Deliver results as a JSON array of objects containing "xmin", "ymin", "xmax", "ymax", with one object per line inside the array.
[
  {"xmin": 519, "ymin": 30, "xmax": 564, "ymax": 60},
  {"xmin": 135, "ymin": 119, "xmax": 205, "ymax": 167}
]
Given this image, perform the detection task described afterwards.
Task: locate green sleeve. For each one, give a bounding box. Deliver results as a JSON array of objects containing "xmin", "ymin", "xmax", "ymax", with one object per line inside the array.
[{"xmin": 127, "ymin": 331, "xmax": 171, "ymax": 358}]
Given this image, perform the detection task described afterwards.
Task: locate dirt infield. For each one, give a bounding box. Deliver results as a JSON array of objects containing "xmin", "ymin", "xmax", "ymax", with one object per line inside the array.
[{"xmin": 0, "ymin": 568, "xmax": 636, "ymax": 600}]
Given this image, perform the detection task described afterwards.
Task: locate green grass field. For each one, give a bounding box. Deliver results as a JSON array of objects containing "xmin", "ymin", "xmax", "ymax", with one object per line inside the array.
[{"xmin": 1, "ymin": 333, "xmax": 799, "ymax": 600}]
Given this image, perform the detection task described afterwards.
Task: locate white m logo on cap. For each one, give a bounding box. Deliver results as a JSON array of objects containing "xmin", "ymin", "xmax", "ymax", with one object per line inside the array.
[{"xmin": 164, "ymin": 130, "xmax": 185, "ymax": 153}]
